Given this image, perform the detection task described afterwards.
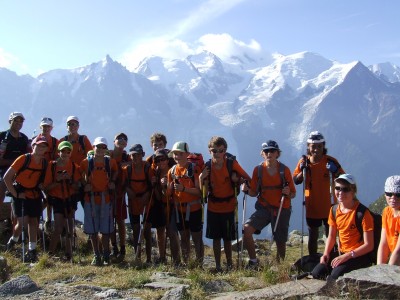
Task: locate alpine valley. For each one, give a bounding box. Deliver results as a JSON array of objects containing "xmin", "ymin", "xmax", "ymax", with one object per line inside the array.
[{"xmin": 1, "ymin": 51, "xmax": 399, "ymax": 232}]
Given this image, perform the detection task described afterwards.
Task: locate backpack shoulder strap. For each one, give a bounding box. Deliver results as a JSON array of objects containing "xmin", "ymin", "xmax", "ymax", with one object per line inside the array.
[
  {"xmin": 144, "ymin": 162, "xmax": 152, "ymax": 188},
  {"xmin": 51, "ymin": 161, "xmax": 57, "ymax": 183},
  {"xmin": 187, "ymin": 162, "xmax": 195, "ymax": 180},
  {"xmin": 16, "ymin": 153, "xmax": 31, "ymax": 177},
  {"xmin": 38, "ymin": 158, "xmax": 48, "ymax": 185},
  {"xmin": 170, "ymin": 165, "xmax": 177, "ymax": 180},
  {"xmin": 279, "ymin": 161, "xmax": 286, "ymax": 186},
  {"xmin": 87, "ymin": 154, "xmax": 94, "ymax": 178},
  {"xmin": 256, "ymin": 162, "xmax": 263, "ymax": 195},
  {"xmin": 104, "ymin": 155, "xmax": 111, "ymax": 178},
  {"xmin": 79, "ymin": 135, "xmax": 86, "ymax": 153},
  {"xmin": 355, "ymin": 203, "xmax": 367, "ymax": 241},
  {"xmin": 332, "ymin": 203, "xmax": 338, "ymax": 220},
  {"xmin": 51, "ymin": 137, "xmax": 57, "ymax": 157}
]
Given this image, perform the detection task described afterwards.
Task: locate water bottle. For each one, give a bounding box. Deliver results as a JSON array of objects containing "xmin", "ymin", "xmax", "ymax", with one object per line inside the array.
[{"xmin": 0, "ymin": 140, "xmax": 7, "ymax": 159}]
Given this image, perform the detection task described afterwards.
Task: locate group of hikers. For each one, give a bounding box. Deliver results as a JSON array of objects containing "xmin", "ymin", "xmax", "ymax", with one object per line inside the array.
[{"xmin": 0, "ymin": 111, "xmax": 399, "ymax": 281}]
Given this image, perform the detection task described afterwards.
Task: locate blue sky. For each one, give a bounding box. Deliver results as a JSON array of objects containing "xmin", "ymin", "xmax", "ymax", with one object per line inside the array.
[{"xmin": 1, "ymin": 0, "xmax": 400, "ymax": 76}]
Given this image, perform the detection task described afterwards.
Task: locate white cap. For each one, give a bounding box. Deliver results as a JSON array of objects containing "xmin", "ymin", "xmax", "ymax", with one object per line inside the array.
[
  {"xmin": 307, "ymin": 131, "xmax": 325, "ymax": 144},
  {"xmin": 93, "ymin": 137, "xmax": 108, "ymax": 146},
  {"xmin": 9, "ymin": 112, "xmax": 25, "ymax": 121},
  {"xmin": 66, "ymin": 116, "xmax": 79, "ymax": 123},
  {"xmin": 40, "ymin": 117, "xmax": 53, "ymax": 127},
  {"xmin": 335, "ymin": 174, "xmax": 356, "ymax": 185}
]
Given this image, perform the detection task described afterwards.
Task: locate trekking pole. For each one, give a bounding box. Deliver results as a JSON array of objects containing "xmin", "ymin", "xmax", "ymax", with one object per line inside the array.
[
  {"xmin": 41, "ymin": 208, "xmax": 46, "ymax": 252},
  {"xmin": 300, "ymin": 155, "xmax": 307, "ymax": 268},
  {"xmin": 135, "ymin": 205, "xmax": 147, "ymax": 261},
  {"xmin": 62, "ymin": 181, "xmax": 72, "ymax": 260},
  {"xmin": 273, "ymin": 182, "xmax": 289, "ymax": 234},
  {"xmin": 240, "ymin": 182, "xmax": 248, "ymax": 269},
  {"xmin": 21, "ymin": 196, "xmax": 25, "ymax": 263},
  {"xmin": 234, "ymin": 186, "xmax": 240, "ymax": 268}
]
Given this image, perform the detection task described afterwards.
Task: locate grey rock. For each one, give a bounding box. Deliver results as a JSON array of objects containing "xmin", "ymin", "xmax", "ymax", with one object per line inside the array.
[
  {"xmin": 0, "ymin": 274, "xmax": 40, "ymax": 296},
  {"xmin": 161, "ymin": 285, "xmax": 188, "ymax": 300},
  {"xmin": 336, "ymin": 264, "xmax": 400, "ymax": 299},
  {"xmin": 0, "ymin": 256, "xmax": 10, "ymax": 283},
  {"xmin": 94, "ymin": 288, "xmax": 121, "ymax": 298},
  {"xmin": 144, "ymin": 282, "xmax": 189, "ymax": 290},
  {"xmin": 211, "ymin": 278, "xmax": 325, "ymax": 299},
  {"xmin": 150, "ymin": 272, "xmax": 191, "ymax": 285},
  {"xmin": 203, "ymin": 280, "xmax": 234, "ymax": 294}
]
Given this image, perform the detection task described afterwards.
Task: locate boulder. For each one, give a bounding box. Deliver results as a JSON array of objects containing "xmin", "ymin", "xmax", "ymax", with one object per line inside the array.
[{"xmin": 336, "ymin": 264, "xmax": 400, "ymax": 299}]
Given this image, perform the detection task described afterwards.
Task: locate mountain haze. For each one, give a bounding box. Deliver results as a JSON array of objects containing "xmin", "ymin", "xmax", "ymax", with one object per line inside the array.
[{"xmin": 1, "ymin": 51, "xmax": 399, "ymax": 232}]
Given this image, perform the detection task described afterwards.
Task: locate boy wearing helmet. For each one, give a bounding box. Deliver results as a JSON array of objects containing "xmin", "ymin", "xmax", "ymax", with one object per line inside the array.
[{"xmin": 293, "ymin": 131, "xmax": 345, "ymax": 256}]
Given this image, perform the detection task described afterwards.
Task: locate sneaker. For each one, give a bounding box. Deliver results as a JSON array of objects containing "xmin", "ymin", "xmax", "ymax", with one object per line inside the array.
[
  {"xmin": 25, "ymin": 249, "xmax": 38, "ymax": 263},
  {"xmin": 91, "ymin": 255, "xmax": 102, "ymax": 266},
  {"xmin": 103, "ymin": 254, "xmax": 110, "ymax": 266},
  {"xmin": 110, "ymin": 245, "xmax": 119, "ymax": 257},
  {"xmin": 6, "ymin": 239, "xmax": 16, "ymax": 252}
]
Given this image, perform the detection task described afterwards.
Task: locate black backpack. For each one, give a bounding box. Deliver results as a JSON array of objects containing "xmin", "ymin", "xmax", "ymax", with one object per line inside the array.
[
  {"xmin": 332, "ymin": 203, "xmax": 382, "ymax": 265},
  {"xmin": 205, "ymin": 152, "xmax": 240, "ymax": 199},
  {"xmin": 87, "ymin": 152, "xmax": 111, "ymax": 179},
  {"xmin": 64, "ymin": 134, "xmax": 87, "ymax": 153},
  {"xmin": 126, "ymin": 162, "xmax": 151, "ymax": 189}
]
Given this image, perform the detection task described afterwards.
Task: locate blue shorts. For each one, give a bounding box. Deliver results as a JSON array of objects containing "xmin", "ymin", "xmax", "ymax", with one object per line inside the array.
[
  {"xmin": 245, "ymin": 201, "xmax": 291, "ymax": 243},
  {"xmin": 83, "ymin": 201, "xmax": 114, "ymax": 235}
]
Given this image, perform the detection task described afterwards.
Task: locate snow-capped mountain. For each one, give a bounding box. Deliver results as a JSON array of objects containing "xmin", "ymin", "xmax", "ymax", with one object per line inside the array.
[{"xmin": 1, "ymin": 51, "xmax": 399, "ymax": 231}]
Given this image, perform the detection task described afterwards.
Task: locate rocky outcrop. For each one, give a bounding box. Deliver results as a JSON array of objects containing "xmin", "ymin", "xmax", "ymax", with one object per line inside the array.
[{"xmin": 0, "ymin": 259, "xmax": 399, "ymax": 299}]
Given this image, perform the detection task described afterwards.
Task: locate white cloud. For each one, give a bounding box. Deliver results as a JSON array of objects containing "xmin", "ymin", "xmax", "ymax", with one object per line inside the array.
[
  {"xmin": 120, "ymin": 34, "xmax": 265, "ymax": 70},
  {"xmin": 0, "ymin": 48, "xmax": 30, "ymax": 75},
  {"xmin": 196, "ymin": 33, "xmax": 262, "ymax": 61},
  {"xmin": 0, "ymin": 48, "xmax": 13, "ymax": 68},
  {"xmin": 119, "ymin": 0, "xmax": 262, "ymax": 70}
]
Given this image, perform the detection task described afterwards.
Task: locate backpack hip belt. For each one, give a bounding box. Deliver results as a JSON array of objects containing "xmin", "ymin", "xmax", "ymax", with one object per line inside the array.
[
  {"xmin": 175, "ymin": 199, "xmax": 202, "ymax": 222},
  {"xmin": 208, "ymin": 194, "xmax": 235, "ymax": 203}
]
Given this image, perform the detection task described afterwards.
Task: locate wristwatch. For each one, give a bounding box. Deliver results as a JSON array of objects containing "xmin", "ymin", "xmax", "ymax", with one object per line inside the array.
[{"xmin": 350, "ymin": 250, "xmax": 356, "ymax": 258}]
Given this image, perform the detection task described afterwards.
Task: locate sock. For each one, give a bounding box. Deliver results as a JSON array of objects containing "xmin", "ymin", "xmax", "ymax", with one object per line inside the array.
[{"xmin": 29, "ymin": 242, "xmax": 37, "ymax": 250}]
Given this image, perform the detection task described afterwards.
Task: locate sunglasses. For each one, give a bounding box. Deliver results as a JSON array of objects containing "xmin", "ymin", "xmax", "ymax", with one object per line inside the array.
[
  {"xmin": 155, "ymin": 157, "xmax": 167, "ymax": 163},
  {"xmin": 263, "ymin": 149, "xmax": 277, "ymax": 153},
  {"xmin": 210, "ymin": 149, "xmax": 225, "ymax": 154},
  {"xmin": 117, "ymin": 137, "xmax": 127, "ymax": 141},
  {"xmin": 67, "ymin": 122, "xmax": 79, "ymax": 127},
  {"xmin": 334, "ymin": 186, "xmax": 352, "ymax": 193},
  {"xmin": 385, "ymin": 192, "xmax": 400, "ymax": 198},
  {"xmin": 96, "ymin": 145, "xmax": 107, "ymax": 150}
]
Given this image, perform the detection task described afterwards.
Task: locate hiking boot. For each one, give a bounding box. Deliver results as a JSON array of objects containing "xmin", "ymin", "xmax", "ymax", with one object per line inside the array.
[
  {"xmin": 246, "ymin": 259, "xmax": 259, "ymax": 270},
  {"xmin": 91, "ymin": 255, "xmax": 102, "ymax": 266},
  {"xmin": 25, "ymin": 249, "xmax": 38, "ymax": 263},
  {"xmin": 62, "ymin": 253, "xmax": 72, "ymax": 262},
  {"xmin": 214, "ymin": 265, "xmax": 223, "ymax": 273},
  {"xmin": 103, "ymin": 253, "xmax": 110, "ymax": 266},
  {"xmin": 155, "ymin": 257, "xmax": 167, "ymax": 265},
  {"xmin": 6, "ymin": 239, "xmax": 16, "ymax": 252},
  {"xmin": 110, "ymin": 245, "xmax": 119, "ymax": 257},
  {"xmin": 117, "ymin": 245, "xmax": 126, "ymax": 259},
  {"xmin": 226, "ymin": 262, "xmax": 234, "ymax": 272},
  {"xmin": 45, "ymin": 220, "xmax": 52, "ymax": 232}
]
